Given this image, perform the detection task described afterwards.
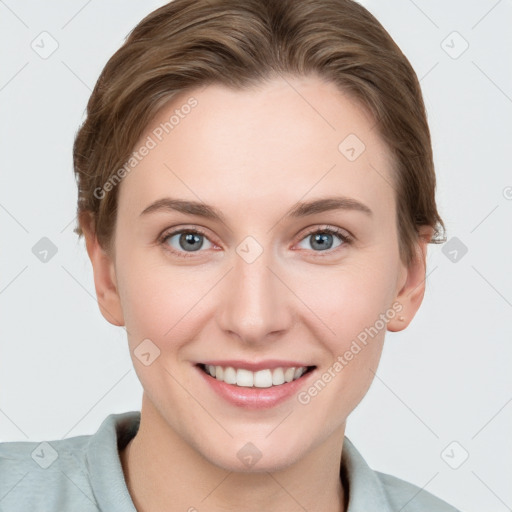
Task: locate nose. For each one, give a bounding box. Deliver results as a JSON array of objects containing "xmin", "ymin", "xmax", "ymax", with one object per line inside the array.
[{"xmin": 216, "ymin": 245, "xmax": 293, "ymax": 345}]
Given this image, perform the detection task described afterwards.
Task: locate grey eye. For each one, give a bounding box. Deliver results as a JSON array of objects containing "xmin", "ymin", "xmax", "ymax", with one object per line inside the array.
[
  {"xmin": 165, "ymin": 231, "xmax": 213, "ymax": 252},
  {"xmin": 297, "ymin": 231, "xmax": 344, "ymax": 252}
]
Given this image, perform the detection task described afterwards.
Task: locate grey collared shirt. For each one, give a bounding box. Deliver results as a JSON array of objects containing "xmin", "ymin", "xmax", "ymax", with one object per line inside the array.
[{"xmin": 0, "ymin": 411, "xmax": 461, "ymax": 511}]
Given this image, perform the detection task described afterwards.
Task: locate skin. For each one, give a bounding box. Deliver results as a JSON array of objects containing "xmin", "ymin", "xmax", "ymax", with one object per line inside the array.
[{"xmin": 81, "ymin": 74, "xmax": 432, "ymax": 512}]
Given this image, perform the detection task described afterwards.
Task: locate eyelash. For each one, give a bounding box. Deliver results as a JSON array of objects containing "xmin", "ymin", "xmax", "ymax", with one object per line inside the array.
[{"xmin": 158, "ymin": 225, "xmax": 353, "ymax": 259}]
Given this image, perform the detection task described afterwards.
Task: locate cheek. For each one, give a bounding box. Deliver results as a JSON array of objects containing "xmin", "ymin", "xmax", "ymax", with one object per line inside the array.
[
  {"xmin": 117, "ymin": 256, "xmax": 212, "ymax": 347},
  {"xmin": 293, "ymin": 265, "xmax": 392, "ymax": 421},
  {"xmin": 296, "ymin": 256, "xmax": 398, "ymax": 341}
]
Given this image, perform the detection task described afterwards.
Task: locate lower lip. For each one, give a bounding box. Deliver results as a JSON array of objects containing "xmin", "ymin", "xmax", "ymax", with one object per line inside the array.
[{"xmin": 195, "ymin": 365, "xmax": 316, "ymax": 409}]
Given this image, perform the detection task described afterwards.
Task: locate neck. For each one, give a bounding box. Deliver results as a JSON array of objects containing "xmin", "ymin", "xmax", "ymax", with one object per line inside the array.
[{"xmin": 120, "ymin": 396, "xmax": 347, "ymax": 512}]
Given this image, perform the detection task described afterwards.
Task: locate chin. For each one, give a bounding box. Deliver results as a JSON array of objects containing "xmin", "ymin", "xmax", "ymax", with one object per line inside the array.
[{"xmin": 196, "ymin": 433, "xmax": 310, "ymax": 474}]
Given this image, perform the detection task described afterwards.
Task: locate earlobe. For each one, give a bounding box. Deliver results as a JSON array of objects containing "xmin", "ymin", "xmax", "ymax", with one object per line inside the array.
[
  {"xmin": 80, "ymin": 212, "xmax": 125, "ymax": 327},
  {"xmin": 387, "ymin": 226, "xmax": 433, "ymax": 333}
]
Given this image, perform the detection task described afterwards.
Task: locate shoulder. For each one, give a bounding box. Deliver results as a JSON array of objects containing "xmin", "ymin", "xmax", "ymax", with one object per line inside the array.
[
  {"xmin": 0, "ymin": 411, "xmax": 140, "ymax": 511},
  {"xmin": 375, "ymin": 470, "xmax": 462, "ymax": 511},
  {"xmin": 0, "ymin": 433, "xmax": 97, "ymax": 510}
]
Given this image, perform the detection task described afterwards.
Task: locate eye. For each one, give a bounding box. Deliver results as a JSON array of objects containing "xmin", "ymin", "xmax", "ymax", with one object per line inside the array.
[
  {"xmin": 159, "ymin": 227, "xmax": 214, "ymax": 258},
  {"xmin": 295, "ymin": 226, "xmax": 352, "ymax": 255},
  {"xmin": 158, "ymin": 225, "xmax": 352, "ymax": 259}
]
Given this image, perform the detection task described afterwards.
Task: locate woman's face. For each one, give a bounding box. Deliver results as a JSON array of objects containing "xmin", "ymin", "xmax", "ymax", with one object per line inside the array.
[{"xmin": 89, "ymin": 75, "xmax": 427, "ymax": 471}]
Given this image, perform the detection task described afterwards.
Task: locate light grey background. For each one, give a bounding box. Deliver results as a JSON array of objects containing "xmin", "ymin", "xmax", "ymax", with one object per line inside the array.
[{"xmin": 1, "ymin": 1, "xmax": 511, "ymax": 511}]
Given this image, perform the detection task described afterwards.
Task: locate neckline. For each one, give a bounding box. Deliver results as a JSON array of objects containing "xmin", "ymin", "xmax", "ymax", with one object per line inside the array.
[{"xmin": 87, "ymin": 410, "xmax": 392, "ymax": 512}]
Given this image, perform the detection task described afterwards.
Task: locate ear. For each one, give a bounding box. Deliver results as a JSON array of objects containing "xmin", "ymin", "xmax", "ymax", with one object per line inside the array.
[
  {"xmin": 387, "ymin": 226, "xmax": 433, "ymax": 332},
  {"xmin": 80, "ymin": 212, "xmax": 125, "ymax": 327}
]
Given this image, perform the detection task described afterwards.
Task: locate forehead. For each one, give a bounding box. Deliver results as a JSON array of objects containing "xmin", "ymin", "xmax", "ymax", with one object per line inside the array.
[{"xmin": 118, "ymin": 75, "xmax": 396, "ymax": 221}]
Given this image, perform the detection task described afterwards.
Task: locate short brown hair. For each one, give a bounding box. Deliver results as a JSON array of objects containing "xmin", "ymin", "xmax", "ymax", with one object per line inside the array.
[{"xmin": 73, "ymin": 0, "xmax": 446, "ymax": 266}]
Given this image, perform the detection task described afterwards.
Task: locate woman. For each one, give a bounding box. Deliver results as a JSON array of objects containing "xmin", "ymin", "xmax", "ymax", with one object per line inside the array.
[{"xmin": 0, "ymin": 0, "xmax": 461, "ymax": 510}]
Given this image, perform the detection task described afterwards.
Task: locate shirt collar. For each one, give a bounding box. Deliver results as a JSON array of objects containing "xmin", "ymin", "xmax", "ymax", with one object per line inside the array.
[
  {"xmin": 86, "ymin": 411, "xmax": 139, "ymax": 512},
  {"xmin": 341, "ymin": 437, "xmax": 392, "ymax": 511}
]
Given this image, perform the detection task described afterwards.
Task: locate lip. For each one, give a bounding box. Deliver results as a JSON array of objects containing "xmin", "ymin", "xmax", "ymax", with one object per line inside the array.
[
  {"xmin": 198, "ymin": 359, "xmax": 312, "ymax": 372},
  {"xmin": 195, "ymin": 363, "xmax": 317, "ymax": 409}
]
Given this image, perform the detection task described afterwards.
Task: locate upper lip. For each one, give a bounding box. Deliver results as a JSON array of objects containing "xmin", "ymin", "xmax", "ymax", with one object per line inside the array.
[{"xmin": 197, "ymin": 360, "xmax": 315, "ymax": 372}]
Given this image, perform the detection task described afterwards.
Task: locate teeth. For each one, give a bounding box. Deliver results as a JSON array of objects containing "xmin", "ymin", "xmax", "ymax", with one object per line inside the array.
[
  {"xmin": 294, "ymin": 367, "xmax": 306, "ymax": 379},
  {"xmin": 203, "ymin": 365, "xmax": 310, "ymax": 388},
  {"xmin": 284, "ymin": 367, "xmax": 295, "ymax": 383},
  {"xmin": 223, "ymin": 366, "xmax": 237, "ymax": 385},
  {"xmin": 253, "ymin": 369, "xmax": 272, "ymax": 388},
  {"xmin": 272, "ymin": 367, "xmax": 285, "ymax": 385},
  {"xmin": 236, "ymin": 368, "xmax": 253, "ymax": 387}
]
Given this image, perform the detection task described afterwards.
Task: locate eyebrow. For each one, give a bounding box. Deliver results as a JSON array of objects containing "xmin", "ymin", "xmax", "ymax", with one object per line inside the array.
[{"xmin": 139, "ymin": 196, "xmax": 373, "ymax": 222}]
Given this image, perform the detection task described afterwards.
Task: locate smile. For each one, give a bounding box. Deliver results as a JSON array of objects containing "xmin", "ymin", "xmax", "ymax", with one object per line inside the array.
[{"xmin": 199, "ymin": 363, "xmax": 315, "ymax": 388}]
